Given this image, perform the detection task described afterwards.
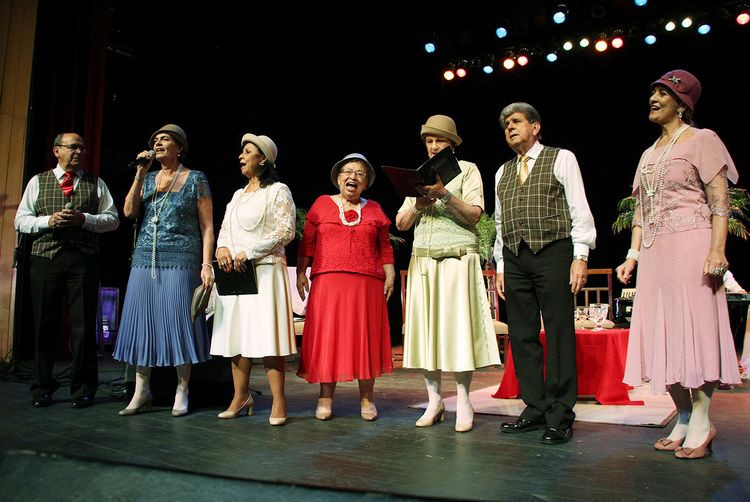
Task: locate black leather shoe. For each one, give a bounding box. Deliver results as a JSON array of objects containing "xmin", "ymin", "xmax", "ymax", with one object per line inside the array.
[
  {"xmin": 541, "ymin": 427, "xmax": 573, "ymax": 444},
  {"xmin": 32, "ymin": 394, "xmax": 53, "ymax": 408},
  {"xmin": 71, "ymin": 396, "xmax": 94, "ymax": 409},
  {"xmin": 500, "ymin": 416, "xmax": 546, "ymax": 434}
]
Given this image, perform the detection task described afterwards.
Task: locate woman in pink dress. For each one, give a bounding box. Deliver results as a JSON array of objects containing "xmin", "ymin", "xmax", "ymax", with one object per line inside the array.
[
  {"xmin": 296, "ymin": 153, "xmax": 395, "ymax": 421},
  {"xmin": 617, "ymin": 70, "xmax": 741, "ymax": 459}
]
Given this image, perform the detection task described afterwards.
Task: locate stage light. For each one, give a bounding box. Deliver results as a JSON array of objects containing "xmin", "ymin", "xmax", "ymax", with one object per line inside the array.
[
  {"xmin": 594, "ymin": 39, "xmax": 608, "ymax": 52},
  {"xmin": 553, "ymin": 4, "xmax": 568, "ymax": 24},
  {"xmin": 483, "ymin": 64, "xmax": 494, "ymax": 74},
  {"xmin": 611, "ymin": 36, "xmax": 624, "ymax": 49},
  {"xmin": 562, "ymin": 41, "xmax": 574, "ymax": 51},
  {"xmin": 502, "ymin": 57, "xmax": 515, "ymax": 70},
  {"xmin": 456, "ymin": 68, "xmax": 467, "ymax": 78},
  {"xmin": 697, "ymin": 24, "xmax": 711, "ymax": 35},
  {"xmin": 546, "ymin": 52, "xmax": 558, "ymax": 62},
  {"xmin": 681, "ymin": 17, "xmax": 693, "ymax": 28},
  {"xmin": 738, "ymin": 11, "xmax": 750, "ymax": 25},
  {"xmin": 424, "ymin": 42, "xmax": 436, "ymax": 53},
  {"xmin": 665, "ymin": 20, "xmax": 676, "ymax": 31},
  {"xmin": 634, "ymin": 0, "xmax": 648, "ymax": 6},
  {"xmin": 517, "ymin": 54, "xmax": 529, "ymax": 66},
  {"xmin": 496, "ymin": 27, "xmax": 508, "ymax": 38},
  {"xmin": 443, "ymin": 69, "xmax": 455, "ymax": 81},
  {"xmin": 644, "ymin": 34, "xmax": 657, "ymax": 45},
  {"xmin": 579, "ymin": 37, "xmax": 590, "ymax": 48}
]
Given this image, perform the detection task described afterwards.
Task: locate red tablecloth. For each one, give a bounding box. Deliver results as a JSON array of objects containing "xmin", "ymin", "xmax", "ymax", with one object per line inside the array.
[{"xmin": 492, "ymin": 328, "xmax": 643, "ymax": 405}]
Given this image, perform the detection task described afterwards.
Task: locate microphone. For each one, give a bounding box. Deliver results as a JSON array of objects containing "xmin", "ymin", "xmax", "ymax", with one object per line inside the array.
[{"xmin": 128, "ymin": 150, "xmax": 156, "ymax": 169}]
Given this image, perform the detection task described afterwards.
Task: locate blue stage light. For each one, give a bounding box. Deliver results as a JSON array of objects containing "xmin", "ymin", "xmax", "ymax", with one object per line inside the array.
[
  {"xmin": 644, "ymin": 34, "xmax": 657, "ymax": 45},
  {"xmin": 546, "ymin": 52, "xmax": 558, "ymax": 62},
  {"xmin": 424, "ymin": 43, "xmax": 436, "ymax": 53},
  {"xmin": 496, "ymin": 27, "xmax": 508, "ymax": 39},
  {"xmin": 634, "ymin": 0, "xmax": 648, "ymax": 6},
  {"xmin": 697, "ymin": 24, "xmax": 711, "ymax": 35},
  {"xmin": 483, "ymin": 65, "xmax": 494, "ymax": 74},
  {"xmin": 553, "ymin": 12, "xmax": 566, "ymax": 24}
]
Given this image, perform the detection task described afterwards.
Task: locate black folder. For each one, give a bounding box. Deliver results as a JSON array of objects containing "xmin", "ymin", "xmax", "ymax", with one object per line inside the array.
[
  {"xmin": 213, "ymin": 260, "xmax": 258, "ymax": 295},
  {"xmin": 381, "ymin": 148, "xmax": 462, "ymax": 197}
]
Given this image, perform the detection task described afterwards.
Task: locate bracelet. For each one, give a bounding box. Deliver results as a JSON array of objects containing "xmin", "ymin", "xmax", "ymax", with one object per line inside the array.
[
  {"xmin": 626, "ymin": 249, "xmax": 640, "ymax": 261},
  {"xmin": 201, "ymin": 263, "xmax": 213, "ymax": 269},
  {"xmin": 439, "ymin": 190, "xmax": 452, "ymax": 204},
  {"xmin": 135, "ymin": 175, "xmax": 142, "ymax": 182},
  {"xmin": 410, "ymin": 205, "xmax": 421, "ymax": 215}
]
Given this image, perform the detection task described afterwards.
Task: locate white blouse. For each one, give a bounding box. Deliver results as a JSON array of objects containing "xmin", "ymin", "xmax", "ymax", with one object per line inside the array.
[{"xmin": 216, "ymin": 182, "xmax": 296, "ymax": 264}]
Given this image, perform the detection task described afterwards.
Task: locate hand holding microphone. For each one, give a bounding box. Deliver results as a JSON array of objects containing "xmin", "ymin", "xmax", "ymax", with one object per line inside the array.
[{"xmin": 130, "ymin": 150, "xmax": 156, "ymax": 181}]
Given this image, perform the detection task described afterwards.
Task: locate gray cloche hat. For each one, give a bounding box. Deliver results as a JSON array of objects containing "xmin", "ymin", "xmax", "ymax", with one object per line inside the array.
[
  {"xmin": 330, "ymin": 153, "xmax": 375, "ymax": 189},
  {"xmin": 150, "ymin": 124, "xmax": 188, "ymax": 153}
]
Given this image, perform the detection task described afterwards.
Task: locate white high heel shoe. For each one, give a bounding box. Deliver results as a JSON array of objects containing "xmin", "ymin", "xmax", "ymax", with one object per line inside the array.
[{"xmin": 416, "ymin": 401, "xmax": 445, "ymax": 427}]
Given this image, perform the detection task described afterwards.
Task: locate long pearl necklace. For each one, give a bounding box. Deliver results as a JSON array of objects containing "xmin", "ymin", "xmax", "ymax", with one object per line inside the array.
[
  {"xmin": 335, "ymin": 196, "xmax": 365, "ymax": 226},
  {"xmin": 150, "ymin": 164, "xmax": 184, "ymax": 279},
  {"xmin": 638, "ymin": 123, "xmax": 690, "ymax": 248}
]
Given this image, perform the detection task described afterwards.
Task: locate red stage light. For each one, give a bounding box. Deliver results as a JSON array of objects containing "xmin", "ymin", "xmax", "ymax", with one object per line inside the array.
[
  {"xmin": 738, "ymin": 12, "xmax": 750, "ymax": 25},
  {"xmin": 517, "ymin": 55, "xmax": 529, "ymax": 66},
  {"xmin": 456, "ymin": 68, "xmax": 467, "ymax": 78},
  {"xmin": 611, "ymin": 37, "xmax": 624, "ymax": 49}
]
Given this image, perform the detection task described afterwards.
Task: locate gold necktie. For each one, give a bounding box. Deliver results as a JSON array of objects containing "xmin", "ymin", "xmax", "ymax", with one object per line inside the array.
[{"xmin": 519, "ymin": 155, "xmax": 530, "ymax": 185}]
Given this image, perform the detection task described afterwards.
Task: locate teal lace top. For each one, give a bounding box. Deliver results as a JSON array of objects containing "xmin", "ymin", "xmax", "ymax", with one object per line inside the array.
[{"xmin": 131, "ymin": 169, "xmax": 211, "ymax": 269}]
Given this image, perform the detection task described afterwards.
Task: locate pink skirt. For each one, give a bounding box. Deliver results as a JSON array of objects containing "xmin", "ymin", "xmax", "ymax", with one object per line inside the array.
[
  {"xmin": 297, "ymin": 272, "xmax": 392, "ymax": 383},
  {"xmin": 624, "ymin": 228, "xmax": 741, "ymax": 394}
]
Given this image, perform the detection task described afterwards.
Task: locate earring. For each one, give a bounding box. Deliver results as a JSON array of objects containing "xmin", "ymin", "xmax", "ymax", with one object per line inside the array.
[{"xmin": 677, "ymin": 109, "xmax": 684, "ymax": 121}]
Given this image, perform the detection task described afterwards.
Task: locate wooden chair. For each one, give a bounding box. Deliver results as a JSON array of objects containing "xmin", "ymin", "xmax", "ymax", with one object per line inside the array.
[
  {"xmin": 482, "ymin": 270, "xmax": 509, "ymax": 362},
  {"xmin": 575, "ymin": 268, "xmax": 614, "ymax": 320},
  {"xmin": 400, "ymin": 269, "xmax": 509, "ymax": 362}
]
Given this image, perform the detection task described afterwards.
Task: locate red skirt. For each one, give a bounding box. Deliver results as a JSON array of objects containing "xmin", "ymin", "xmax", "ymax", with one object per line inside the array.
[{"xmin": 297, "ymin": 272, "xmax": 392, "ymax": 383}]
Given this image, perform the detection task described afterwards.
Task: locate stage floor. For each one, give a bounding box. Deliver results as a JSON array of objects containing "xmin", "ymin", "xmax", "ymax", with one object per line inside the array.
[{"xmin": 1, "ymin": 355, "xmax": 749, "ymax": 500}]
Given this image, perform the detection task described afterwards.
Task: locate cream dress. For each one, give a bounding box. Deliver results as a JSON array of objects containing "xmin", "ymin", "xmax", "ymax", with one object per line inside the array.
[
  {"xmin": 210, "ymin": 182, "xmax": 297, "ymax": 358},
  {"xmin": 400, "ymin": 161, "xmax": 501, "ymax": 371}
]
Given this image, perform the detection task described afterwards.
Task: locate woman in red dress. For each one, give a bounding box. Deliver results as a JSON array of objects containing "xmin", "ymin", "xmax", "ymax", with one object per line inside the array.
[{"xmin": 296, "ymin": 153, "xmax": 395, "ymax": 421}]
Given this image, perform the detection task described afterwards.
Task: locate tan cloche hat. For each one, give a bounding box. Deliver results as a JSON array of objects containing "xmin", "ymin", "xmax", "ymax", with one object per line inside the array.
[
  {"xmin": 241, "ymin": 133, "xmax": 278, "ymax": 165},
  {"xmin": 150, "ymin": 124, "xmax": 188, "ymax": 153},
  {"xmin": 330, "ymin": 153, "xmax": 375, "ymax": 189},
  {"xmin": 420, "ymin": 114, "xmax": 462, "ymax": 146}
]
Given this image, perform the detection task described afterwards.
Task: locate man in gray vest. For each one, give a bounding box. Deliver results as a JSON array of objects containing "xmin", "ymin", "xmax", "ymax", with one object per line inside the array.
[
  {"xmin": 15, "ymin": 133, "xmax": 119, "ymax": 408},
  {"xmin": 493, "ymin": 103, "xmax": 596, "ymax": 444}
]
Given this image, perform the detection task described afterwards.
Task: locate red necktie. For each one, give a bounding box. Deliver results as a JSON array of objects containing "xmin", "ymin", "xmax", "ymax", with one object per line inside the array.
[{"xmin": 61, "ymin": 171, "xmax": 75, "ymax": 197}]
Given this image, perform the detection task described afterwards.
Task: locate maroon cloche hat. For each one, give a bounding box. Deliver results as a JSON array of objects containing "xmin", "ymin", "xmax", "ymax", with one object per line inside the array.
[{"xmin": 650, "ymin": 69, "xmax": 702, "ymax": 112}]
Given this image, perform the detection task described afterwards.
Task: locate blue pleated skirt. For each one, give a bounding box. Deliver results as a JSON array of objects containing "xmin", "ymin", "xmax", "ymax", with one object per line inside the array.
[{"xmin": 113, "ymin": 266, "xmax": 210, "ymax": 367}]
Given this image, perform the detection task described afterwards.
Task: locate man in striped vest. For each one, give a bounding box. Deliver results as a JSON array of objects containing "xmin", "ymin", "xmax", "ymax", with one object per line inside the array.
[
  {"xmin": 493, "ymin": 103, "xmax": 596, "ymax": 444},
  {"xmin": 15, "ymin": 133, "xmax": 119, "ymax": 408}
]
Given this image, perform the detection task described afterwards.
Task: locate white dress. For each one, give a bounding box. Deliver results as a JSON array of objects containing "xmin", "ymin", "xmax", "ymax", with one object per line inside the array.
[{"xmin": 210, "ymin": 182, "xmax": 297, "ymax": 358}]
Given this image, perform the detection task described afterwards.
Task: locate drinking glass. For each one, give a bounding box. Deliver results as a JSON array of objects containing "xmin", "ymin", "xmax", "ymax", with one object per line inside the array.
[{"xmin": 589, "ymin": 303, "xmax": 609, "ymax": 331}]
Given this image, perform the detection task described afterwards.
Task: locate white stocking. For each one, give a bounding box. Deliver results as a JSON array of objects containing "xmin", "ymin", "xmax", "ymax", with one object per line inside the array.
[{"xmin": 455, "ymin": 371, "xmax": 474, "ymax": 426}]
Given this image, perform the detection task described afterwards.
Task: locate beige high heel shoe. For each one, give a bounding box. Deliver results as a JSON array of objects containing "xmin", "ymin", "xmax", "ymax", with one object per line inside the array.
[
  {"xmin": 675, "ymin": 424, "xmax": 716, "ymax": 459},
  {"xmin": 416, "ymin": 401, "xmax": 445, "ymax": 427},
  {"xmin": 118, "ymin": 394, "xmax": 153, "ymax": 416},
  {"xmin": 218, "ymin": 396, "xmax": 254, "ymax": 419},
  {"xmin": 315, "ymin": 398, "xmax": 333, "ymax": 420},
  {"xmin": 360, "ymin": 400, "xmax": 378, "ymax": 421}
]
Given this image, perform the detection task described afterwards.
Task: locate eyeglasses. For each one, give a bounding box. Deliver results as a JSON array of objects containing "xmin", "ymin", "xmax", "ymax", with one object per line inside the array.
[
  {"xmin": 339, "ymin": 169, "xmax": 367, "ymax": 179},
  {"xmin": 56, "ymin": 144, "xmax": 87, "ymax": 153}
]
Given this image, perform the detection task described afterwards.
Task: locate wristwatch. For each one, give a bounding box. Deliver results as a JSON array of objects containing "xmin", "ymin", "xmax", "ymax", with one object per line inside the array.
[
  {"xmin": 439, "ymin": 190, "xmax": 452, "ymax": 204},
  {"xmin": 573, "ymin": 255, "xmax": 588, "ymax": 262}
]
